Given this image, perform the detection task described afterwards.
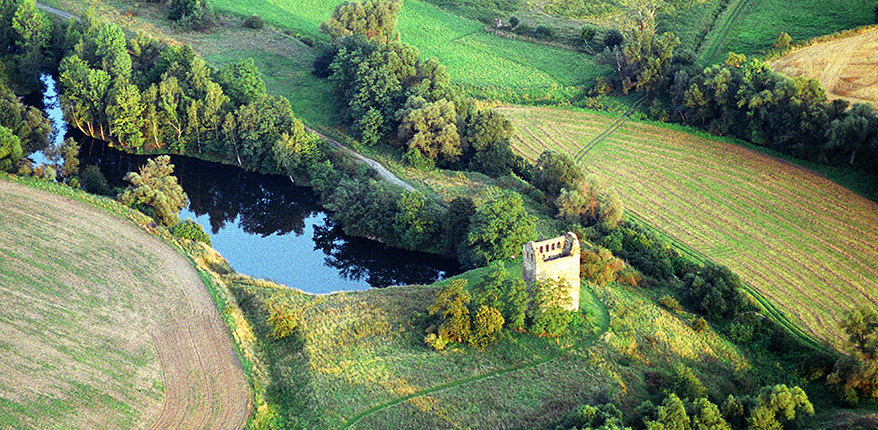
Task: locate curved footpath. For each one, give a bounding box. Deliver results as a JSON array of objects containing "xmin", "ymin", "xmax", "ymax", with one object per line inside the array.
[{"xmin": 0, "ymin": 179, "xmax": 250, "ymax": 429}]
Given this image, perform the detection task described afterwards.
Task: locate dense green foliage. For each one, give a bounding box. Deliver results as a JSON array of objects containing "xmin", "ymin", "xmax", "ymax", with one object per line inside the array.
[
  {"xmin": 461, "ymin": 190, "xmax": 536, "ymax": 268},
  {"xmin": 56, "ymin": 19, "xmax": 317, "ymax": 173},
  {"xmin": 0, "ymin": 125, "xmax": 22, "ymax": 172},
  {"xmin": 828, "ymin": 305, "xmax": 878, "ymax": 403},
  {"xmin": 168, "ymin": 0, "xmax": 217, "ymax": 31},
  {"xmin": 321, "ymin": 0, "xmax": 402, "ymax": 43},
  {"xmin": 170, "ymin": 218, "xmax": 211, "ymax": 245},
  {"xmin": 0, "ymin": 75, "xmax": 50, "ymax": 158},
  {"xmin": 665, "ymin": 55, "xmax": 878, "ymax": 170},
  {"xmin": 427, "ymin": 261, "xmax": 578, "ymax": 349},
  {"xmin": 556, "ymin": 384, "xmax": 813, "ymax": 430},
  {"xmin": 118, "ymin": 155, "xmax": 188, "ymax": 226}
]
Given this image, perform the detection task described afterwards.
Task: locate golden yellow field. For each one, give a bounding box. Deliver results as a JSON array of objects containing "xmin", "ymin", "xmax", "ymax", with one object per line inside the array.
[
  {"xmin": 770, "ymin": 27, "xmax": 878, "ymax": 107},
  {"xmin": 501, "ymin": 105, "xmax": 878, "ymax": 348}
]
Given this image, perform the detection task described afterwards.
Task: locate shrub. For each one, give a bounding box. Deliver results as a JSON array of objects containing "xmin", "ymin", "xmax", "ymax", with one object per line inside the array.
[
  {"xmin": 658, "ymin": 296, "xmax": 683, "ymax": 312},
  {"xmin": 691, "ymin": 317, "xmax": 708, "ymax": 333},
  {"xmin": 79, "ymin": 165, "xmax": 110, "ymax": 195},
  {"xmin": 243, "ymin": 14, "xmax": 265, "ymax": 29},
  {"xmin": 171, "ymin": 219, "xmax": 211, "ymax": 245},
  {"xmin": 581, "ymin": 25, "xmax": 596, "ymax": 44},
  {"xmin": 534, "ymin": 25, "xmax": 555, "ymax": 40},
  {"xmin": 604, "ymin": 29, "xmax": 623, "ymax": 49},
  {"xmin": 508, "ymin": 15, "xmax": 519, "ymax": 27},
  {"xmin": 267, "ymin": 302, "xmax": 298, "ymax": 340},
  {"xmin": 424, "ymin": 333, "xmax": 450, "ymax": 350},
  {"xmin": 726, "ymin": 321, "xmax": 754, "ymax": 343},
  {"xmin": 469, "ymin": 305, "xmax": 504, "ymax": 348}
]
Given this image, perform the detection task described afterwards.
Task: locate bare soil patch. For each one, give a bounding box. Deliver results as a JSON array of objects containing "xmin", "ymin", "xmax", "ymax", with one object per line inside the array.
[
  {"xmin": 0, "ymin": 179, "xmax": 249, "ymax": 429},
  {"xmin": 770, "ymin": 28, "xmax": 878, "ymax": 106}
]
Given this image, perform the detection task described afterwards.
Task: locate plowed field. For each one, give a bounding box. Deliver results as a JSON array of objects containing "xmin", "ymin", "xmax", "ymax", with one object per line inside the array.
[
  {"xmin": 501, "ymin": 106, "xmax": 878, "ymax": 348},
  {"xmin": 0, "ymin": 179, "xmax": 249, "ymax": 429},
  {"xmin": 770, "ymin": 28, "xmax": 878, "ymax": 107}
]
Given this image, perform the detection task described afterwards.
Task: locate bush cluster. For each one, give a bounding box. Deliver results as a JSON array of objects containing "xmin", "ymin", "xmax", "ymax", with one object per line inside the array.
[
  {"xmin": 426, "ymin": 262, "xmax": 578, "ymax": 350},
  {"xmin": 171, "ymin": 219, "xmax": 211, "ymax": 245}
]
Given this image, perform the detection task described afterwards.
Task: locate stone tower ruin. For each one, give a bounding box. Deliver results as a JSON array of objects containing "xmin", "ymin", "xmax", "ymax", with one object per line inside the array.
[{"xmin": 522, "ymin": 232, "xmax": 581, "ymax": 312}]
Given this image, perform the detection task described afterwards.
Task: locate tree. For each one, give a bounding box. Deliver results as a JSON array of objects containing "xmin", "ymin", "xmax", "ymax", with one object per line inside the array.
[
  {"xmin": 12, "ymin": 0, "xmax": 51, "ymax": 82},
  {"xmin": 321, "ymin": 0, "xmax": 403, "ymax": 44},
  {"xmin": 504, "ymin": 277, "xmax": 529, "ymax": 331},
  {"xmin": 216, "ymin": 59, "xmax": 267, "ymax": 106},
  {"xmin": 533, "ymin": 150, "xmax": 583, "ymax": 197},
  {"xmin": 395, "ymin": 96, "xmax": 461, "ymax": 165},
  {"xmin": 746, "ymin": 385, "xmax": 813, "ymax": 429},
  {"xmin": 428, "ymin": 279, "xmax": 472, "ymax": 343},
  {"xmin": 647, "ymin": 394, "xmax": 690, "ymax": 430},
  {"xmin": 393, "ymin": 190, "xmax": 438, "ymax": 249},
  {"xmin": 0, "ymin": 125, "xmax": 22, "ymax": 172},
  {"xmin": 472, "ymin": 260, "xmax": 508, "ymax": 310},
  {"xmin": 118, "ymin": 155, "xmax": 189, "ymax": 226},
  {"xmin": 272, "ymin": 120, "xmax": 321, "ymax": 175},
  {"xmin": 529, "ymin": 278, "xmax": 573, "ymax": 336},
  {"xmin": 829, "ymin": 305, "xmax": 878, "ymax": 403},
  {"xmin": 462, "ymin": 190, "xmax": 536, "ymax": 268},
  {"xmin": 470, "ymin": 305, "xmax": 504, "ymax": 348},
  {"xmin": 59, "ymin": 137, "xmax": 80, "ymax": 179}
]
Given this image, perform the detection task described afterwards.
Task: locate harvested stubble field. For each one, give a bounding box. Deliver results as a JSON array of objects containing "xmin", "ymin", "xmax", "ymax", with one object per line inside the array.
[
  {"xmin": 0, "ymin": 179, "xmax": 249, "ymax": 429},
  {"xmin": 500, "ymin": 105, "xmax": 878, "ymax": 348},
  {"xmin": 770, "ymin": 27, "xmax": 878, "ymax": 107}
]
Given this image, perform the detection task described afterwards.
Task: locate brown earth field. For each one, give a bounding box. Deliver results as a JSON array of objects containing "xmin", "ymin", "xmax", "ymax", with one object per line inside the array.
[
  {"xmin": 770, "ymin": 27, "xmax": 878, "ymax": 106},
  {"xmin": 0, "ymin": 179, "xmax": 250, "ymax": 429},
  {"xmin": 501, "ymin": 105, "xmax": 878, "ymax": 349}
]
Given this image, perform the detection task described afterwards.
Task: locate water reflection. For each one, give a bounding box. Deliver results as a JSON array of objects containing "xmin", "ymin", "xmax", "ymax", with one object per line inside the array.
[{"xmin": 76, "ymin": 138, "xmax": 460, "ymax": 293}]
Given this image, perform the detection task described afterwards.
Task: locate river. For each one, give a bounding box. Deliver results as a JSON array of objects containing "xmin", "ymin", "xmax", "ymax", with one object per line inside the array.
[{"xmin": 37, "ymin": 75, "xmax": 459, "ymax": 294}]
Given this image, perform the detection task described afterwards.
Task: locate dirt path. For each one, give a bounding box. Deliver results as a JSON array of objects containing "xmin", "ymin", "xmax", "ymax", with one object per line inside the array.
[
  {"xmin": 36, "ymin": 2, "xmax": 77, "ymax": 21},
  {"xmin": 313, "ymin": 130, "xmax": 416, "ymax": 192},
  {"xmin": 0, "ymin": 179, "xmax": 250, "ymax": 429}
]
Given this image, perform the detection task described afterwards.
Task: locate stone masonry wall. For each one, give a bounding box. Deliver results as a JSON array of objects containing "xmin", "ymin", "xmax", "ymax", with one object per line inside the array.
[{"xmin": 522, "ymin": 232, "xmax": 580, "ymax": 311}]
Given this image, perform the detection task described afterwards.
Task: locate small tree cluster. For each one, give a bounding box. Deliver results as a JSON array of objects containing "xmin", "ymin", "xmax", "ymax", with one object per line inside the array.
[
  {"xmin": 320, "ymin": 0, "xmax": 403, "ymax": 44},
  {"xmin": 170, "ymin": 219, "xmax": 211, "ymax": 245},
  {"xmin": 557, "ymin": 385, "xmax": 813, "ymax": 430},
  {"xmin": 828, "ymin": 305, "xmax": 878, "ymax": 404},
  {"xmin": 168, "ymin": 0, "xmax": 217, "ymax": 31},
  {"xmin": 118, "ymin": 155, "xmax": 189, "ymax": 227}
]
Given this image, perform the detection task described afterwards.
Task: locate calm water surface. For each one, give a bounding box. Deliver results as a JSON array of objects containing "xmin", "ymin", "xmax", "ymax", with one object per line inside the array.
[{"xmin": 39, "ymin": 75, "xmax": 459, "ymax": 294}]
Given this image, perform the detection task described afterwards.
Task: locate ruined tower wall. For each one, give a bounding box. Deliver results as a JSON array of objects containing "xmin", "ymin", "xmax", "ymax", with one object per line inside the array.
[{"xmin": 522, "ymin": 232, "xmax": 581, "ymax": 311}]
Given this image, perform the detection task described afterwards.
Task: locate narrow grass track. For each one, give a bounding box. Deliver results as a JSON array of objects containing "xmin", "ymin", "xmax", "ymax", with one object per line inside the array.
[{"xmin": 338, "ymin": 285, "xmax": 610, "ymax": 430}]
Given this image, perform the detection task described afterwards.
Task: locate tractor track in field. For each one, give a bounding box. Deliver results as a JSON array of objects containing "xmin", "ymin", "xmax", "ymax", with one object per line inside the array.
[
  {"xmin": 698, "ymin": 0, "xmax": 752, "ymax": 64},
  {"xmin": 573, "ymin": 96, "xmax": 646, "ymax": 163},
  {"xmin": 337, "ymin": 286, "xmax": 610, "ymax": 430}
]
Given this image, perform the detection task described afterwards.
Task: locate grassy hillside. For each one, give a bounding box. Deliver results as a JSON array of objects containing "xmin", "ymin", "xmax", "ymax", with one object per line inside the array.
[
  {"xmin": 501, "ymin": 105, "xmax": 878, "ymax": 349},
  {"xmin": 0, "ymin": 176, "xmax": 249, "ymax": 429},
  {"xmin": 227, "ymin": 263, "xmax": 781, "ymax": 429}
]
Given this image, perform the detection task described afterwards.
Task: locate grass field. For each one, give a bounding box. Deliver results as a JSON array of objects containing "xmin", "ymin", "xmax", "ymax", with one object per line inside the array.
[
  {"xmin": 230, "ymin": 261, "xmax": 759, "ymax": 429},
  {"xmin": 0, "ymin": 176, "xmax": 249, "ymax": 429},
  {"xmin": 210, "ymin": 0, "xmax": 605, "ymax": 99},
  {"xmin": 697, "ymin": 0, "xmax": 872, "ymax": 64},
  {"xmin": 770, "ymin": 27, "xmax": 878, "ymax": 107},
  {"xmin": 501, "ymin": 105, "xmax": 878, "ymax": 349}
]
